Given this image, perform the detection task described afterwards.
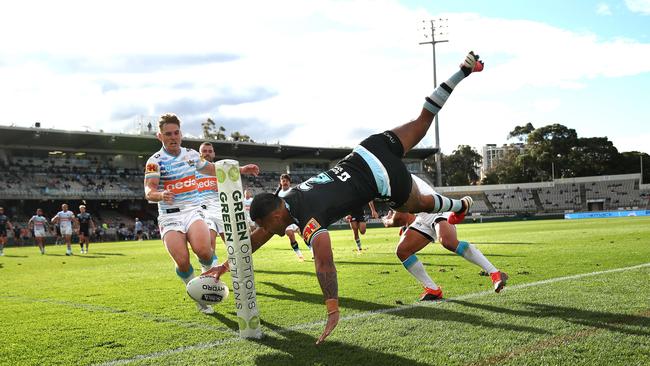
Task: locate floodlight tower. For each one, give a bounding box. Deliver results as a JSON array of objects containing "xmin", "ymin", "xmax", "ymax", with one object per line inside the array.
[{"xmin": 420, "ymin": 18, "xmax": 448, "ymax": 187}]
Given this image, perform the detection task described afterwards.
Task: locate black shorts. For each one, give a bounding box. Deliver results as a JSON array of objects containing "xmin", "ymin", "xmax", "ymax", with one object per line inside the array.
[
  {"xmin": 55, "ymin": 226, "xmax": 61, "ymax": 236},
  {"xmin": 137, "ymin": 230, "xmax": 143, "ymax": 235},
  {"xmin": 0, "ymin": 228, "xmax": 6, "ymax": 237},
  {"xmin": 353, "ymin": 131, "xmax": 412, "ymax": 208},
  {"xmin": 79, "ymin": 225, "xmax": 90, "ymax": 236},
  {"xmin": 349, "ymin": 207, "xmax": 366, "ymax": 222}
]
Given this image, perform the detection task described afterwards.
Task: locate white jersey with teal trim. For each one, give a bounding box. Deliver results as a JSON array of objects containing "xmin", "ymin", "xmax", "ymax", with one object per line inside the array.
[
  {"xmin": 195, "ymin": 170, "xmax": 219, "ymax": 208},
  {"xmin": 144, "ymin": 147, "xmax": 209, "ymax": 216},
  {"xmin": 243, "ymin": 197, "xmax": 253, "ymax": 211},
  {"xmin": 30, "ymin": 215, "xmax": 48, "ymax": 231},
  {"xmin": 55, "ymin": 211, "xmax": 75, "ymax": 230}
]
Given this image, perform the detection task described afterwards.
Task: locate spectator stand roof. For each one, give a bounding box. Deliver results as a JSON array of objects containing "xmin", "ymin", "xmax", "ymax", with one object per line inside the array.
[{"xmin": 0, "ymin": 125, "xmax": 437, "ymax": 161}]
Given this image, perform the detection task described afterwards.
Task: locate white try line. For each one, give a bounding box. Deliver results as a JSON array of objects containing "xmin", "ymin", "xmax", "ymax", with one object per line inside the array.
[
  {"xmin": 1, "ymin": 295, "xmax": 237, "ymax": 335},
  {"xmin": 97, "ymin": 262, "xmax": 650, "ymax": 366}
]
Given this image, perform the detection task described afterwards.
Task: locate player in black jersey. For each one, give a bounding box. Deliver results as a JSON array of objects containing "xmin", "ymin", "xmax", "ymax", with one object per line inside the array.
[
  {"xmin": 207, "ymin": 51, "xmax": 484, "ymax": 344},
  {"xmin": 77, "ymin": 205, "xmax": 96, "ymax": 254},
  {"xmin": 0, "ymin": 207, "xmax": 14, "ymax": 256}
]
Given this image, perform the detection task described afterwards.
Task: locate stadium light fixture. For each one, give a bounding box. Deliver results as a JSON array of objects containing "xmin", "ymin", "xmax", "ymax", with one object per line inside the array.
[{"xmin": 419, "ymin": 18, "xmax": 448, "ymax": 187}]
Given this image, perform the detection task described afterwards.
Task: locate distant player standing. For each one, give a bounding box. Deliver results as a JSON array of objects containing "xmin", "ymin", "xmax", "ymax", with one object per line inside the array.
[
  {"xmin": 144, "ymin": 113, "xmax": 257, "ymax": 314},
  {"xmin": 243, "ymin": 189, "xmax": 256, "ymax": 230},
  {"xmin": 345, "ymin": 201, "xmax": 378, "ymax": 252},
  {"xmin": 275, "ymin": 174, "xmax": 313, "ymax": 261},
  {"xmin": 77, "ymin": 205, "xmax": 96, "ymax": 254},
  {"xmin": 382, "ymin": 175, "xmax": 508, "ymax": 301},
  {"xmin": 134, "ymin": 218, "xmax": 143, "ymax": 241},
  {"xmin": 0, "ymin": 207, "xmax": 14, "ymax": 256},
  {"xmin": 28, "ymin": 208, "xmax": 49, "ymax": 255},
  {"xmin": 52, "ymin": 204, "xmax": 77, "ymax": 256}
]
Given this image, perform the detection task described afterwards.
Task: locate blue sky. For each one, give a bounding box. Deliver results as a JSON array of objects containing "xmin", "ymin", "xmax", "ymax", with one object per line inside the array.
[{"xmin": 0, "ymin": 0, "xmax": 648, "ymax": 154}]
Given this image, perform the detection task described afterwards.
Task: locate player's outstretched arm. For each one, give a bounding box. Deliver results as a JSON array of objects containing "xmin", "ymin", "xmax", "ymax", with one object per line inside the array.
[
  {"xmin": 250, "ymin": 227, "xmax": 274, "ymax": 253},
  {"xmin": 311, "ymin": 231, "xmax": 339, "ymax": 344},
  {"xmin": 239, "ymin": 164, "xmax": 260, "ymax": 176}
]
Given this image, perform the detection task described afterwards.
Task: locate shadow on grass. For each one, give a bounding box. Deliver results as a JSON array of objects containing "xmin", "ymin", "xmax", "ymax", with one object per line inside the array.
[
  {"xmin": 258, "ymin": 282, "xmax": 549, "ymax": 335},
  {"xmin": 0, "ymin": 254, "xmax": 28, "ymax": 258},
  {"xmin": 252, "ymin": 320, "xmax": 433, "ymax": 366},
  {"xmin": 256, "ymin": 270, "xmax": 314, "ymax": 277},
  {"xmin": 449, "ymin": 300, "xmax": 650, "ymax": 337},
  {"xmin": 91, "ymin": 252, "xmax": 126, "ymax": 256},
  {"xmin": 206, "ymin": 311, "xmax": 240, "ymax": 332}
]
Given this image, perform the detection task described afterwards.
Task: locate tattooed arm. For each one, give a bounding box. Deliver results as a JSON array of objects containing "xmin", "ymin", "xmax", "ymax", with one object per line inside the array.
[{"xmin": 311, "ymin": 230, "xmax": 340, "ymax": 344}]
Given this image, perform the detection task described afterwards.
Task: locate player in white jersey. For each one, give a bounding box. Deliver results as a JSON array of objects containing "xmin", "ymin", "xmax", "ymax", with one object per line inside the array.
[
  {"xmin": 382, "ymin": 175, "xmax": 508, "ymax": 301},
  {"xmin": 28, "ymin": 208, "xmax": 49, "ymax": 255},
  {"xmin": 243, "ymin": 189, "xmax": 256, "ymax": 230},
  {"xmin": 275, "ymin": 174, "xmax": 313, "ymax": 261},
  {"xmin": 144, "ymin": 113, "xmax": 258, "ymax": 314},
  {"xmin": 51, "ymin": 204, "xmax": 78, "ymax": 256},
  {"xmin": 197, "ymin": 142, "xmax": 259, "ymax": 261}
]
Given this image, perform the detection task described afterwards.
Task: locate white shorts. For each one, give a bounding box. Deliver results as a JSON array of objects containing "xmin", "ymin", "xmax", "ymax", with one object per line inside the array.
[
  {"xmin": 202, "ymin": 205, "xmax": 224, "ymax": 234},
  {"xmin": 285, "ymin": 224, "xmax": 299, "ymax": 233},
  {"xmin": 407, "ymin": 212, "xmax": 452, "ymax": 242},
  {"xmin": 158, "ymin": 207, "xmax": 206, "ymax": 239},
  {"xmin": 34, "ymin": 229, "xmax": 46, "ymax": 238},
  {"xmin": 60, "ymin": 226, "xmax": 73, "ymax": 236}
]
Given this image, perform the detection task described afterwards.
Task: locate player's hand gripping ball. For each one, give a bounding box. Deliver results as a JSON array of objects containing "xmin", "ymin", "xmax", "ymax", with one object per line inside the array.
[{"xmin": 186, "ymin": 276, "xmax": 229, "ymax": 304}]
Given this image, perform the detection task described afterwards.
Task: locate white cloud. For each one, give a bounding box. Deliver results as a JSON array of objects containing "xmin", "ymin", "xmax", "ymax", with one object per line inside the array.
[
  {"xmin": 0, "ymin": 0, "xmax": 649, "ymax": 155},
  {"xmin": 597, "ymin": 3, "xmax": 613, "ymax": 15},
  {"xmin": 625, "ymin": 0, "xmax": 650, "ymax": 14}
]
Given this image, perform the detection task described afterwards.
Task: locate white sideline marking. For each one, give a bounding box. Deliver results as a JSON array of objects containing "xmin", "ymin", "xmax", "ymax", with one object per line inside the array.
[
  {"xmin": 2, "ymin": 295, "xmax": 237, "ymax": 334},
  {"xmin": 97, "ymin": 262, "xmax": 650, "ymax": 366}
]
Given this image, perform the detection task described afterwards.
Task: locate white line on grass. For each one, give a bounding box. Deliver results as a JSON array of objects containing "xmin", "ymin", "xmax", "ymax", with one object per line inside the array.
[
  {"xmin": 1, "ymin": 295, "xmax": 237, "ymax": 334},
  {"xmin": 97, "ymin": 262, "xmax": 650, "ymax": 366}
]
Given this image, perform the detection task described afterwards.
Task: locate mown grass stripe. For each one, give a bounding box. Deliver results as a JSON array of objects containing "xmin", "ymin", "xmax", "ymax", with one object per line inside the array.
[{"xmin": 96, "ymin": 262, "xmax": 650, "ymax": 366}]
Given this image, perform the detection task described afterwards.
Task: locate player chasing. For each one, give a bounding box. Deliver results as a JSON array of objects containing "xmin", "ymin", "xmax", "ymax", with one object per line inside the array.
[
  {"xmin": 77, "ymin": 205, "xmax": 96, "ymax": 254},
  {"xmin": 144, "ymin": 113, "xmax": 259, "ymax": 314},
  {"xmin": 28, "ymin": 208, "xmax": 49, "ymax": 255},
  {"xmin": 51, "ymin": 204, "xmax": 77, "ymax": 256},
  {"xmin": 0, "ymin": 207, "xmax": 14, "ymax": 256},
  {"xmin": 345, "ymin": 201, "xmax": 378, "ymax": 253},
  {"xmin": 206, "ymin": 51, "xmax": 485, "ymax": 343},
  {"xmin": 382, "ymin": 175, "xmax": 508, "ymax": 301},
  {"xmin": 275, "ymin": 174, "xmax": 313, "ymax": 261}
]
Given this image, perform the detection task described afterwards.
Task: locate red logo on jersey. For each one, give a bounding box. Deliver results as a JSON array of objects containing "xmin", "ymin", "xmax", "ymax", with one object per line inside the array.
[
  {"xmin": 302, "ymin": 218, "xmax": 322, "ymax": 243},
  {"xmin": 164, "ymin": 176, "xmax": 197, "ymax": 194},
  {"xmin": 196, "ymin": 176, "xmax": 218, "ymax": 192},
  {"xmin": 145, "ymin": 163, "xmax": 159, "ymax": 174}
]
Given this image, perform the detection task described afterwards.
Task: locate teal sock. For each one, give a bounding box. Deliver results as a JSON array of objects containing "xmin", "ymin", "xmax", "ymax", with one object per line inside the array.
[{"xmin": 176, "ymin": 265, "xmax": 195, "ymax": 284}]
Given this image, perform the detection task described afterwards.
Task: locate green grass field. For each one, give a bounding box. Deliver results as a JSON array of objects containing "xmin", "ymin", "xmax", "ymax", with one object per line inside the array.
[{"xmin": 1, "ymin": 217, "xmax": 649, "ymax": 366}]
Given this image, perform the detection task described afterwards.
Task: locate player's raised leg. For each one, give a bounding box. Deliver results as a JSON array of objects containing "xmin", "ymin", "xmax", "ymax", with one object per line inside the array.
[{"xmin": 391, "ymin": 51, "xmax": 483, "ymax": 154}]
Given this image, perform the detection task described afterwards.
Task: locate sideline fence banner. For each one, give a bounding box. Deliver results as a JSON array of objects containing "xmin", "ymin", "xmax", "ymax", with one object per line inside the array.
[{"xmin": 564, "ymin": 210, "xmax": 650, "ymax": 220}]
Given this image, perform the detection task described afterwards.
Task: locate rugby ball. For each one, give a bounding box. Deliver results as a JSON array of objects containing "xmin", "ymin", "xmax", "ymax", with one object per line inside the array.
[{"xmin": 186, "ymin": 275, "xmax": 229, "ymax": 305}]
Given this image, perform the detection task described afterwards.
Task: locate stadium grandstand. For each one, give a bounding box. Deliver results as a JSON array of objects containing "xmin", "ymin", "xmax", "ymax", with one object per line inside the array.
[
  {"xmin": 0, "ymin": 125, "xmax": 435, "ymax": 244},
  {"xmin": 1, "ymin": 125, "xmax": 648, "ymax": 244}
]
